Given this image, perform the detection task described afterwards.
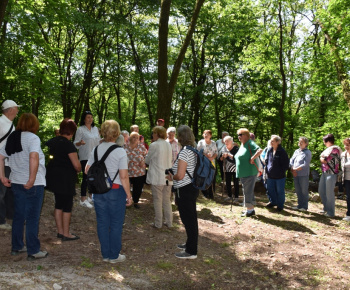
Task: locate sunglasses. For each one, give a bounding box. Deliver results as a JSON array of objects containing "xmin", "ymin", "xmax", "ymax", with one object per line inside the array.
[
  {"xmin": 85, "ymin": 111, "xmax": 92, "ymax": 114},
  {"xmin": 237, "ymin": 134, "xmax": 243, "ymax": 137}
]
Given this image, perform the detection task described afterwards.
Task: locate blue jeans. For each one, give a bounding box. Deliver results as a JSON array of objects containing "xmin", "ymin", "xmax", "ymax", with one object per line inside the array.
[
  {"xmin": 93, "ymin": 187, "xmax": 126, "ymax": 259},
  {"xmin": 318, "ymin": 173, "xmax": 337, "ymax": 216},
  {"xmin": 0, "ymin": 166, "xmax": 14, "ymax": 224},
  {"xmin": 240, "ymin": 175, "xmax": 256, "ymax": 208},
  {"xmin": 293, "ymin": 176, "xmax": 309, "ymax": 210},
  {"xmin": 267, "ymin": 178, "xmax": 286, "ymax": 209},
  {"xmin": 344, "ymin": 180, "xmax": 350, "ymax": 216},
  {"xmin": 11, "ymin": 184, "xmax": 44, "ymax": 255}
]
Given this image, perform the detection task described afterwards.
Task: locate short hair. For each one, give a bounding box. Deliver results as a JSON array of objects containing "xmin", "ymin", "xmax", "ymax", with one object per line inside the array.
[
  {"xmin": 115, "ymin": 135, "xmax": 125, "ymax": 146},
  {"xmin": 16, "ymin": 113, "xmax": 39, "ymax": 133},
  {"xmin": 2, "ymin": 108, "xmax": 11, "ymax": 114},
  {"xmin": 167, "ymin": 127, "xmax": 176, "ymax": 134},
  {"xmin": 80, "ymin": 110, "xmax": 95, "ymax": 127},
  {"xmin": 237, "ymin": 128, "xmax": 250, "ymax": 137},
  {"xmin": 203, "ymin": 129, "xmax": 212, "ymax": 136},
  {"xmin": 129, "ymin": 132, "xmax": 140, "ymax": 143},
  {"xmin": 323, "ymin": 134, "xmax": 334, "ymax": 144},
  {"xmin": 271, "ymin": 135, "xmax": 281, "ymax": 143},
  {"xmin": 250, "ymin": 133, "xmax": 256, "ymax": 141},
  {"xmin": 177, "ymin": 125, "xmax": 195, "ymax": 147},
  {"xmin": 59, "ymin": 118, "xmax": 77, "ymax": 136},
  {"xmin": 343, "ymin": 138, "xmax": 350, "ymax": 146},
  {"xmin": 121, "ymin": 130, "xmax": 129, "ymax": 136},
  {"xmin": 152, "ymin": 126, "xmax": 167, "ymax": 139},
  {"xmin": 101, "ymin": 120, "xmax": 120, "ymax": 142},
  {"xmin": 130, "ymin": 124, "xmax": 139, "ymax": 132},
  {"xmin": 223, "ymin": 136, "xmax": 233, "ymax": 143},
  {"xmin": 299, "ymin": 136, "xmax": 309, "ymax": 145}
]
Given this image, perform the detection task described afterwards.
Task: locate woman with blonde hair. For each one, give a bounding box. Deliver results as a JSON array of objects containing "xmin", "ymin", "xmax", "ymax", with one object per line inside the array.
[
  {"xmin": 86, "ymin": 120, "xmax": 132, "ymax": 263},
  {"xmin": 145, "ymin": 126, "xmax": 173, "ymax": 228},
  {"xmin": 234, "ymin": 128, "xmax": 262, "ymax": 217}
]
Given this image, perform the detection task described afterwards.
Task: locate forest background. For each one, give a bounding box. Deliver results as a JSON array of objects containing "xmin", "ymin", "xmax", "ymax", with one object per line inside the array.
[{"xmin": 0, "ymin": 0, "xmax": 349, "ymax": 173}]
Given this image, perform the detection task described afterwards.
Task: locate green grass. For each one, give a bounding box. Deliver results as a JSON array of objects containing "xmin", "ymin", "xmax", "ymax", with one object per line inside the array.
[
  {"xmin": 80, "ymin": 256, "xmax": 94, "ymax": 268},
  {"xmin": 156, "ymin": 261, "xmax": 174, "ymax": 270}
]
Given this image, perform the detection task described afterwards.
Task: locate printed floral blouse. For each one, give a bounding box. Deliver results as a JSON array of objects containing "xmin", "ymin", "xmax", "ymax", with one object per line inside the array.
[{"xmin": 125, "ymin": 143, "xmax": 148, "ymax": 177}]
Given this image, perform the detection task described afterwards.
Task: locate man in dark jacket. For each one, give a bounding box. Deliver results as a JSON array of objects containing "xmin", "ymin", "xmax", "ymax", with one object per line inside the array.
[{"xmin": 265, "ymin": 135, "xmax": 290, "ymax": 211}]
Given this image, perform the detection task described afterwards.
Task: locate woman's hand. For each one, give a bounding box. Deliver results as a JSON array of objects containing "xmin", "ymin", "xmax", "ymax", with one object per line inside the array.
[
  {"xmin": 249, "ymin": 157, "xmax": 255, "ymax": 164},
  {"xmin": 126, "ymin": 196, "xmax": 133, "ymax": 207},
  {"xmin": 166, "ymin": 172, "xmax": 173, "ymax": 181},
  {"xmin": 0, "ymin": 177, "xmax": 11, "ymax": 187},
  {"xmin": 80, "ymin": 139, "xmax": 86, "ymax": 146}
]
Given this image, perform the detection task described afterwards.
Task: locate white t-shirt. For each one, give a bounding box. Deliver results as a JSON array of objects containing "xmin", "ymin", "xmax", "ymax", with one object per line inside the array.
[
  {"xmin": 0, "ymin": 114, "xmax": 15, "ymax": 166},
  {"xmin": 172, "ymin": 147, "xmax": 196, "ymax": 189},
  {"xmin": 0, "ymin": 132, "xmax": 46, "ymax": 186},
  {"xmin": 87, "ymin": 142, "xmax": 128, "ymax": 185},
  {"xmin": 74, "ymin": 125, "xmax": 100, "ymax": 161}
]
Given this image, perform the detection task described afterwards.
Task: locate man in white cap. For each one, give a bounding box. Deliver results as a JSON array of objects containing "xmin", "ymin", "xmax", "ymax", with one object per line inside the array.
[{"xmin": 0, "ymin": 100, "xmax": 21, "ymax": 230}]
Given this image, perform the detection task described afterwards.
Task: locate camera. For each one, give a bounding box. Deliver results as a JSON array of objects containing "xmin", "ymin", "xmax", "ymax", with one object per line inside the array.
[{"xmin": 165, "ymin": 168, "xmax": 174, "ymax": 175}]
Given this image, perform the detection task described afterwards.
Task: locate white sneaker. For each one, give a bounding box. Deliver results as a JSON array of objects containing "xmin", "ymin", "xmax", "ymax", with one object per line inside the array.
[
  {"xmin": 27, "ymin": 251, "xmax": 48, "ymax": 261},
  {"xmin": 343, "ymin": 216, "xmax": 350, "ymax": 221},
  {"xmin": 0, "ymin": 223, "xmax": 12, "ymax": 230},
  {"xmin": 103, "ymin": 258, "xmax": 109, "ymax": 262},
  {"xmin": 291, "ymin": 206, "xmax": 299, "ymax": 210},
  {"xmin": 80, "ymin": 200, "xmax": 93, "ymax": 208},
  {"xmin": 109, "ymin": 254, "xmax": 126, "ymax": 263},
  {"xmin": 87, "ymin": 196, "xmax": 93, "ymax": 203},
  {"xmin": 175, "ymin": 252, "xmax": 197, "ymax": 259},
  {"xmin": 299, "ymin": 208, "xmax": 307, "ymax": 212}
]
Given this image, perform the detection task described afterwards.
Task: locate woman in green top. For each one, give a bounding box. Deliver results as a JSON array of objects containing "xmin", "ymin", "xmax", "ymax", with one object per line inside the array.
[{"xmin": 234, "ymin": 128, "xmax": 262, "ymax": 217}]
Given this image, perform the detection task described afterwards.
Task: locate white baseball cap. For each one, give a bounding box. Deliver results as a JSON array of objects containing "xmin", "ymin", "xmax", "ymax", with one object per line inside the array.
[{"xmin": 1, "ymin": 100, "xmax": 22, "ymax": 110}]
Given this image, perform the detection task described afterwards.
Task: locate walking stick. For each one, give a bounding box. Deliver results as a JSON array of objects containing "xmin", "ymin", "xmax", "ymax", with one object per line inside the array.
[{"xmin": 222, "ymin": 158, "xmax": 226, "ymax": 197}]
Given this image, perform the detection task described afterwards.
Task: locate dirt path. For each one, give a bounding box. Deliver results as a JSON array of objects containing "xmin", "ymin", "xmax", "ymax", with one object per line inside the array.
[{"xmin": 0, "ymin": 185, "xmax": 349, "ymax": 289}]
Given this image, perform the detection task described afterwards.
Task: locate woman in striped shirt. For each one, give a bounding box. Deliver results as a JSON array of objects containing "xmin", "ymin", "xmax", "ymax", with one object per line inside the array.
[{"xmin": 167, "ymin": 125, "xmax": 198, "ymax": 260}]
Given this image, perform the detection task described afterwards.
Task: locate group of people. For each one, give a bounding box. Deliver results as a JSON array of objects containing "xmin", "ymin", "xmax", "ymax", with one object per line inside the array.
[{"xmin": 1, "ymin": 99, "xmax": 350, "ymax": 264}]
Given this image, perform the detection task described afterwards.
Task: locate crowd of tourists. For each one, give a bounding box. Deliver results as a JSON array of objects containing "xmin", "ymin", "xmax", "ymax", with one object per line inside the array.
[{"xmin": 0, "ymin": 99, "xmax": 349, "ymax": 263}]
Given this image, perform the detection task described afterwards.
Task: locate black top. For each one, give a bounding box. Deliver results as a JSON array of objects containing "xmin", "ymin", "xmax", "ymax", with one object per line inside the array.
[
  {"xmin": 46, "ymin": 136, "xmax": 78, "ymax": 195},
  {"xmin": 265, "ymin": 144, "xmax": 290, "ymax": 179}
]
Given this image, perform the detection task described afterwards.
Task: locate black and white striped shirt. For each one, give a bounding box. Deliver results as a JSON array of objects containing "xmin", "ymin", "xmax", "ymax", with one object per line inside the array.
[{"xmin": 172, "ymin": 147, "xmax": 197, "ymax": 189}]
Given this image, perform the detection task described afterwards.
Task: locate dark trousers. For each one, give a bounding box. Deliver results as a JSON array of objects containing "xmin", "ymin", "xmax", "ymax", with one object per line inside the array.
[
  {"xmin": 226, "ymin": 172, "xmax": 239, "ymax": 198},
  {"xmin": 176, "ymin": 183, "xmax": 199, "ymax": 255},
  {"xmin": 344, "ymin": 180, "xmax": 350, "ymax": 216},
  {"xmin": 80, "ymin": 160, "xmax": 88, "ymax": 197},
  {"xmin": 0, "ymin": 166, "xmax": 14, "ymax": 224},
  {"xmin": 201, "ymin": 181, "xmax": 215, "ymax": 199},
  {"xmin": 217, "ymin": 159, "xmax": 224, "ymax": 182},
  {"xmin": 130, "ymin": 175, "xmax": 146, "ymax": 204}
]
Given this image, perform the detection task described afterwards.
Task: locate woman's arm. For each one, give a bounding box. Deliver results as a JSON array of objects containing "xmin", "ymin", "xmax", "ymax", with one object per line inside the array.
[
  {"xmin": 73, "ymin": 127, "xmax": 85, "ymax": 147},
  {"xmin": 24, "ymin": 152, "xmax": 39, "ymax": 190},
  {"xmin": 119, "ymin": 169, "xmax": 132, "ymax": 206},
  {"xmin": 0, "ymin": 154, "xmax": 11, "ymax": 187},
  {"xmin": 68, "ymin": 152, "xmax": 82, "ymax": 172},
  {"xmin": 250, "ymin": 148, "xmax": 263, "ymax": 164}
]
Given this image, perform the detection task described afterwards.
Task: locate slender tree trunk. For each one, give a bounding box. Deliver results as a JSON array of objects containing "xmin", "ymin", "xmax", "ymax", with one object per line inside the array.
[
  {"xmin": 278, "ymin": 2, "xmax": 286, "ymax": 138},
  {"xmin": 0, "ymin": 0, "xmax": 8, "ymax": 32}
]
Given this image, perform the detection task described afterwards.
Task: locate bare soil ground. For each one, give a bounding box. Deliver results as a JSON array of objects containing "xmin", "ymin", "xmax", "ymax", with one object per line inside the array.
[{"xmin": 0, "ymin": 184, "xmax": 350, "ymax": 289}]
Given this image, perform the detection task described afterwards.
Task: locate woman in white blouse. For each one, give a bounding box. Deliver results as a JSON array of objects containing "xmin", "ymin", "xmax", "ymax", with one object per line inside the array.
[{"xmin": 74, "ymin": 111, "xmax": 100, "ymax": 208}]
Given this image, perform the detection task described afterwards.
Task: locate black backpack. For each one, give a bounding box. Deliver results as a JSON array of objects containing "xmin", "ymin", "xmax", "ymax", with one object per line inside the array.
[{"xmin": 87, "ymin": 144, "xmax": 120, "ymax": 194}]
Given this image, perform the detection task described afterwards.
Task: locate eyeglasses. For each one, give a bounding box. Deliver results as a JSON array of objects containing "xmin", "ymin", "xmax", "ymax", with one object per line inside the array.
[{"xmin": 237, "ymin": 134, "xmax": 243, "ymax": 137}]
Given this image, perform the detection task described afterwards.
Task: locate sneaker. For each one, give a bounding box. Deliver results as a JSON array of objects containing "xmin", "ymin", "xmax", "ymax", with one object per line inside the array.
[
  {"xmin": 0, "ymin": 223, "xmax": 12, "ymax": 230},
  {"xmin": 319, "ymin": 210, "xmax": 325, "ymax": 214},
  {"xmin": 299, "ymin": 208, "xmax": 307, "ymax": 212},
  {"xmin": 177, "ymin": 243, "xmax": 186, "ymax": 250},
  {"xmin": 27, "ymin": 251, "xmax": 48, "ymax": 261},
  {"xmin": 175, "ymin": 252, "xmax": 197, "ymax": 259},
  {"xmin": 324, "ymin": 213, "xmax": 334, "ymax": 218},
  {"xmin": 266, "ymin": 202, "xmax": 275, "ymax": 208},
  {"xmin": 80, "ymin": 200, "xmax": 93, "ymax": 208},
  {"xmin": 87, "ymin": 196, "xmax": 93, "ymax": 203},
  {"xmin": 343, "ymin": 216, "xmax": 350, "ymax": 221},
  {"xmin": 103, "ymin": 258, "xmax": 109, "ymax": 262},
  {"xmin": 241, "ymin": 210, "xmax": 255, "ymax": 217},
  {"xmin": 109, "ymin": 254, "xmax": 126, "ymax": 263},
  {"xmin": 224, "ymin": 197, "xmax": 232, "ymax": 201},
  {"xmin": 11, "ymin": 246, "xmax": 27, "ymax": 256},
  {"xmin": 291, "ymin": 206, "xmax": 299, "ymax": 210}
]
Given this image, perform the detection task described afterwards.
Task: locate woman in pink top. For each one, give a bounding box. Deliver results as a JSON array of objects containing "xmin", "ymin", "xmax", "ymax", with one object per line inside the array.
[{"xmin": 125, "ymin": 132, "xmax": 147, "ymax": 209}]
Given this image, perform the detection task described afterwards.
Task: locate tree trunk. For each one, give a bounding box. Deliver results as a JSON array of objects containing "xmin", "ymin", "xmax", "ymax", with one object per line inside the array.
[
  {"xmin": 278, "ymin": 2, "xmax": 286, "ymax": 138},
  {"xmin": 0, "ymin": 0, "xmax": 8, "ymax": 32},
  {"xmin": 157, "ymin": 0, "xmax": 205, "ymax": 127}
]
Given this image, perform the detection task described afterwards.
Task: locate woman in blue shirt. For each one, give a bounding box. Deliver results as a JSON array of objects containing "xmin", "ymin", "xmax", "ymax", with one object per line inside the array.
[{"xmin": 290, "ymin": 137, "xmax": 312, "ymax": 211}]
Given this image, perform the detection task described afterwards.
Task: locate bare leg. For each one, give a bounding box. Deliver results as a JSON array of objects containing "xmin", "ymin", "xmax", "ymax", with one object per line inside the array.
[
  {"xmin": 62, "ymin": 212, "xmax": 75, "ymax": 238},
  {"xmin": 54, "ymin": 209, "xmax": 63, "ymax": 235}
]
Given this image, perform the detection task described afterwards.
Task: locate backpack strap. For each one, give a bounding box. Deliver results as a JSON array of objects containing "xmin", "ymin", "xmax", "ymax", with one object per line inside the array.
[
  {"xmin": 183, "ymin": 146, "xmax": 197, "ymax": 179},
  {"xmin": 94, "ymin": 144, "xmax": 121, "ymax": 181},
  {"xmin": 0, "ymin": 123, "xmax": 14, "ymax": 143}
]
